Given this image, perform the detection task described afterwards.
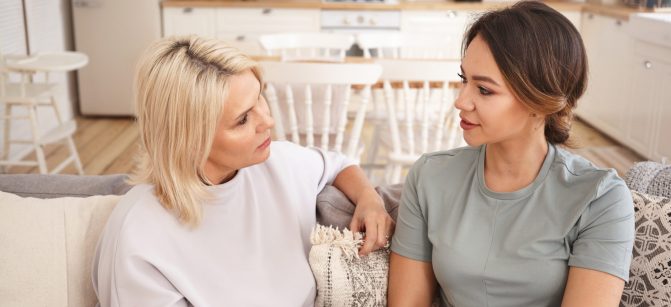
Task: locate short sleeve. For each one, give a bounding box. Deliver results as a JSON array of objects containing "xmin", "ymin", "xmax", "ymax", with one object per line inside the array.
[
  {"xmin": 311, "ymin": 146, "xmax": 357, "ymax": 191},
  {"xmin": 269, "ymin": 141, "xmax": 357, "ymax": 193},
  {"xmin": 568, "ymin": 175, "xmax": 635, "ymax": 281},
  {"xmin": 391, "ymin": 155, "xmax": 432, "ymax": 262}
]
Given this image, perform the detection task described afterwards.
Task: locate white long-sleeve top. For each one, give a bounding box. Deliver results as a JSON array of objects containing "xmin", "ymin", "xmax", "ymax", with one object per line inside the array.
[{"xmin": 92, "ymin": 141, "xmax": 356, "ymax": 307}]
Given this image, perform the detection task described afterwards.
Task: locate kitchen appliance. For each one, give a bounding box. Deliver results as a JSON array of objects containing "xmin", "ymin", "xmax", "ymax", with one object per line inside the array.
[
  {"xmin": 321, "ymin": 9, "xmax": 402, "ymax": 56},
  {"xmin": 71, "ymin": 0, "xmax": 162, "ymax": 116}
]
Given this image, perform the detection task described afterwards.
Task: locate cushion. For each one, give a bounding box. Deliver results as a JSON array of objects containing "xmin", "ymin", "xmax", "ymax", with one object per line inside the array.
[
  {"xmin": 625, "ymin": 162, "xmax": 671, "ymax": 199},
  {"xmin": 309, "ymin": 225, "xmax": 389, "ymax": 307},
  {"xmin": 0, "ymin": 174, "xmax": 131, "ymax": 198},
  {"xmin": 0, "ymin": 190, "xmax": 119, "ymax": 307},
  {"xmin": 621, "ymin": 191, "xmax": 671, "ymax": 306},
  {"xmin": 316, "ymin": 184, "xmax": 402, "ymax": 229}
]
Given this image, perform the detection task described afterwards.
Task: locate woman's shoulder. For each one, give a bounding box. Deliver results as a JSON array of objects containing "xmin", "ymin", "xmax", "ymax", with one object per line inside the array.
[
  {"xmin": 267, "ymin": 141, "xmax": 313, "ymax": 161},
  {"xmin": 550, "ymin": 147, "xmax": 632, "ymax": 218},
  {"xmin": 551, "ymin": 146, "xmax": 626, "ymax": 192},
  {"xmin": 103, "ymin": 184, "xmax": 178, "ymax": 243},
  {"xmin": 412, "ymin": 146, "xmax": 480, "ymax": 173},
  {"xmin": 421, "ymin": 146, "xmax": 479, "ymax": 164}
]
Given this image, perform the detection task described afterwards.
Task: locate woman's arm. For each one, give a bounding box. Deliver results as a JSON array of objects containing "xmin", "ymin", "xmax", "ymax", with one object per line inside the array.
[
  {"xmin": 332, "ymin": 165, "xmax": 395, "ymax": 256},
  {"xmin": 388, "ymin": 252, "xmax": 437, "ymax": 307},
  {"xmin": 561, "ymin": 267, "xmax": 624, "ymax": 307}
]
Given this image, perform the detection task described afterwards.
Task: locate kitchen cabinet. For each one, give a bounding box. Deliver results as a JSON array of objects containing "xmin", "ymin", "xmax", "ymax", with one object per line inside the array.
[
  {"xmin": 575, "ymin": 13, "xmax": 632, "ymax": 144},
  {"xmin": 162, "ymin": 7, "xmax": 320, "ymax": 55},
  {"xmin": 400, "ymin": 10, "xmax": 479, "ymax": 59},
  {"xmin": 628, "ymin": 42, "xmax": 671, "ymax": 162},
  {"xmin": 163, "ymin": 7, "xmax": 216, "ymax": 38},
  {"xmin": 216, "ymin": 8, "xmax": 320, "ymax": 55}
]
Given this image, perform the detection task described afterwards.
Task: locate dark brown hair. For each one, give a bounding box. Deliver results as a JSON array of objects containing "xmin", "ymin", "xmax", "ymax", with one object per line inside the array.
[{"xmin": 463, "ymin": 1, "xmax": 587, "ymax": 145}]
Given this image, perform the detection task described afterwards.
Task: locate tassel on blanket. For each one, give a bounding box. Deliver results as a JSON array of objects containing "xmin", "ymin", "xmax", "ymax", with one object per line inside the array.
[{"xmin": 310, "ymin": 225, "xmax": 364, "ymax": 260}]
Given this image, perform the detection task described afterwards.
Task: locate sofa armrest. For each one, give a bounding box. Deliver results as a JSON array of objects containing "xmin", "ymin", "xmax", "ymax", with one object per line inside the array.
[
  {"xmin": 0, "ymin": 174, "xmax": 131, "ymax": 198},
  {"xmin": 316, "ymin": 184, "xmax": 401, "ymax": 230}
]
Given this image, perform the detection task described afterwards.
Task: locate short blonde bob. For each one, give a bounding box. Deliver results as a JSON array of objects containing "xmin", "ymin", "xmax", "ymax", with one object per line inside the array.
[{"xmin": 131, "ymin": 36, "xmax": 261, "ymax": 227}]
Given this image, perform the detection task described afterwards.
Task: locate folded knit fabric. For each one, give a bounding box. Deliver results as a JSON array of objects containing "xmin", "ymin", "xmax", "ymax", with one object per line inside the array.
[
  {"xmin": 309, "ymin": 225, "xmax": 389, "ymax": 307},
  {"xmin": 625, "ymin": 162, "xmax": 671, "ymax": 198}
]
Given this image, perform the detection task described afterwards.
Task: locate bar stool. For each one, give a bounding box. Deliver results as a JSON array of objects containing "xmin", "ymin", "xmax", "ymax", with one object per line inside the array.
[{"xmin": 0, "ymin": 52, "xmax": 87, "ymax": 174}]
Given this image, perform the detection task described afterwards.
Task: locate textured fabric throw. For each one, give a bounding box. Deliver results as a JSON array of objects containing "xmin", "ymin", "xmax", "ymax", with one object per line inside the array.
[
  {"xmin": 625, "ymin": 161, "xmax": 671, "ymax": 199},
  {"xmin": 309, "ymin": 225, "xmax": 389, "ymax": 307},
  {"xmin": 621, "ymin": 191, "xmax": 671, "ymax": 306}
]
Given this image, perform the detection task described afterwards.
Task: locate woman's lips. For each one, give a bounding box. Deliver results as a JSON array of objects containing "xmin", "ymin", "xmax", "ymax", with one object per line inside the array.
[
  {"xmin": 257, "ymin": 137, "xmax": 271, "ymax": 150},
  {"xmin": 460, "ymin": 118, "xmax": 479, "ymax": 131}
]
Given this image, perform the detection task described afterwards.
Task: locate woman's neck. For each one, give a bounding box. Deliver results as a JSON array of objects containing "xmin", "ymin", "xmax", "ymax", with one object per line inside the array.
[
  {"xmin": 203, "ymin": 167, "xmax": 238, "ymax": 186},
  {"xmin": 483, "ymin": 135, "xmax": 549, "ymax": 193}
]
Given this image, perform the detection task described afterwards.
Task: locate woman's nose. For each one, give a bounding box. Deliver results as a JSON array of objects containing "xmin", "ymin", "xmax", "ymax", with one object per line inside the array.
[
  {"xmin": 454, "ymin": 86, "xmax": 474, "ymax": 112},
  {"xmin": 257, "ymin": 109, "xmax": 275, "ymax": 133}
]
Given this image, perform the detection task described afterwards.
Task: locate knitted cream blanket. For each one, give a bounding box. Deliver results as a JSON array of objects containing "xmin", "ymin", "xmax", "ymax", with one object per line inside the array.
[{"xmin": 309, "ymin": 225, "xmax": 389, "ymax": 307}]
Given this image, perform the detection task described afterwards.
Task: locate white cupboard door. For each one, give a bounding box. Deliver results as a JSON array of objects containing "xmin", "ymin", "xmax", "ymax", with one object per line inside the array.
[
  {"xmin": 576, "ymin": 13, "xmax": 631, "ymax": 142},
  {"xmin": 163, "ymin": 7, "xmax": 216, "ymax": 38},
  {"xmin": 627, "ymin": 51, "xmax": 659, "ymax": 158},
  {"xmin": 645, "ymin": 49, "xmax": 671, "ymax": 162},
  {"xmin": 215, "ymin": 8, "xmax": 320, "ymax": 56},
  {"xmin": 400, "ymin": 10, "xmax": 479, "ymax": 60}
]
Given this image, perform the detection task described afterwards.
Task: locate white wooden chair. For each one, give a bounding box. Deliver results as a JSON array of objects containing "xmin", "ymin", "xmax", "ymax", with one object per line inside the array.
[
  {"xmin": 357, "ymin": 32, "xmax": 460, "ymax": 60},
  {"xmin": 260, "ymin": 61, "xmax": 382, "ymax": 160},
  {"xmin": 0, "ymin": 52, "xmax": 86, "ymax": 174},
  {"xmin": 258, "ymin": 32, "xmax": 355, "ymax": 62},
  {"xmin": 370, "ymin": 59, "xmax": 465, "ymax": 184}
]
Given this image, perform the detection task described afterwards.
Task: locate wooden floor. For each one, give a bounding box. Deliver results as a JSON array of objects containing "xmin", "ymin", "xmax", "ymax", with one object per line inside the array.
[{"xmin": 5, "ymin": 116, "xmax": 644, "ymax": 178}]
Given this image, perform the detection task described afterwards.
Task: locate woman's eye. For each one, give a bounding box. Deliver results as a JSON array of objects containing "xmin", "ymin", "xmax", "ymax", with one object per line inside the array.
[
  {"xmin": 478, "ymin": 86, "xmax": 492, "ymax": 96},
  {"xmin": 457, "ymin": 73, "xmax": 467, "ymax": 84},
  {"xmin": 238, "ymin": 113, "xmax": 248, "ymax": 125}
]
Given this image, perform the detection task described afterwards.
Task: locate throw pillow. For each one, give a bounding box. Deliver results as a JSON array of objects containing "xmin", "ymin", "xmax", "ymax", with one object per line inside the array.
[
  {"xmin": 621, "ymin": 190, "xmax": 671, "ymax": 306},
  {"xmin": 625, "ymin": 162, "xmax": 671, "ymax": 199},
  {"xmin": 309, "ymin": 225, "xmax": 389, "ymax": 307},
  {"xmin": 0, "ymin": 191, "xmax": 119, "ymax": 307}
]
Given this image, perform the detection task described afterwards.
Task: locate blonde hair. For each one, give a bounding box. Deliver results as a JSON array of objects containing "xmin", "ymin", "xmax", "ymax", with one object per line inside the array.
[{"xmin": 131, "ymin": 36, "xmax": 261, "ymax": 227}]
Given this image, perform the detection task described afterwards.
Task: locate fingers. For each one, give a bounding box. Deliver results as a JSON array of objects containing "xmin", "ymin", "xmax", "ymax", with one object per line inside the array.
[
  {"xmin": 359, "ymin": 220, "xmax": 378, "ymax": 256},
  {"xmin": 358, "ymin": 215, "xmax": 395, "ymax": 256},
  {"xmin": 349, "ymin": 217, "xmax": 361, "ymax": 234}
]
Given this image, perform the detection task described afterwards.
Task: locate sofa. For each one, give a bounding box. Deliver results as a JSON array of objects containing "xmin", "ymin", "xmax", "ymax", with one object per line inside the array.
[{"xmin": 0, "ymin": 161, "xmax": 669, "ymax": 306}]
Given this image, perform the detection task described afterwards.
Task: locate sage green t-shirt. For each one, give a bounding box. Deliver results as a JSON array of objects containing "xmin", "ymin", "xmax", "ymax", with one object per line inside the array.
[{"xmin": 391, "ymin": 144, "xmax": 635, "ymax": 307}]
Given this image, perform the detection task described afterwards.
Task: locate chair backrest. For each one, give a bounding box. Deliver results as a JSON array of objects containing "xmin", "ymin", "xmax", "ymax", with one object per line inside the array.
[
  {"xmin": 357, "ymin": 32, "xmax": 461, "ymax": 60},
  {"xmin": 376, "ymin": 59, "xmax": 465, "ymax": 158},
  {"xmin": 260, "ymin": 61, "xmax": 382, "ymax": 159},
  {"xmin": 258, "ymin": 32, "xmax": 355, "ymax": 62}
]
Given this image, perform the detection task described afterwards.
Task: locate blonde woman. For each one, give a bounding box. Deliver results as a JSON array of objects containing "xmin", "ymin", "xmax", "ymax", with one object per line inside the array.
[{"xmin": 92, "ymin": 36, "xmax": 394, "ymax": 307}]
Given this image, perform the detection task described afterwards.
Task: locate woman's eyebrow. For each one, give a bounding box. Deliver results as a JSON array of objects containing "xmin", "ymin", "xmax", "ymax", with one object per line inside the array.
[
  {"xmin": 472, "ymin": 75, "xmax": 500, "ymax": 86},
  {"xmin": 460, "ymin": 65, "xmax": 500, "ymax": 86}
]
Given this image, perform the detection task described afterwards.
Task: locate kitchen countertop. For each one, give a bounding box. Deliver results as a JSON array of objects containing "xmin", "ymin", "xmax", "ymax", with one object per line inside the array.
[{"xmin": 162, "ymin": 0, "xmax": 651, "ymax": 19}]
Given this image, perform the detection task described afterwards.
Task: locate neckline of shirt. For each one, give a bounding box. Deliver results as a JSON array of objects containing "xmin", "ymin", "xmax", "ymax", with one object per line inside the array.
[
  {"xmin": 476, "ymin": 143, "xmax": 556, "ymax": 200},
  {"xmin": 205, "ymin": 167, "xmax": 246, "ymax": 203}
]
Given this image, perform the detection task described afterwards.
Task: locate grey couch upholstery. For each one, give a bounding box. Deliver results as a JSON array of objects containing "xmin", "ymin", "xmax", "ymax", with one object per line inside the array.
[{"xmin": 0, "ymin": 173, "xmax": 401, "ymax": 229}]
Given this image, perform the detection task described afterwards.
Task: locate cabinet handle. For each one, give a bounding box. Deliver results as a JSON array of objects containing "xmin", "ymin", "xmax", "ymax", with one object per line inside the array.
[
  {"xmin": 262, "ymin": 8, "xmax": 272, "ymax": 15},
  {"xmin": 615, "ymin": 20, "xmax": 622, "ymax": 26},
  {"xmin": 446, "ymin": 10, "xmax": 457, "ymax": 18},
  {"xmin": 236, "ymin": 35, "xmax": 246, "ymax": 42},
  {"xmin": 644, "ymin": 60, "xmax": 652, "ymax": 69},
  {"xmin": 183, "ymin": 7, "xmax": 193, "ymax": 14},
  {"xmin": 588, "ymin": 13, "xmax": 594, "ymax": 19}
]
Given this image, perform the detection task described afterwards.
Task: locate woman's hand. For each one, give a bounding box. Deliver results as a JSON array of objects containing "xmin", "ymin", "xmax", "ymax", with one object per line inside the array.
[
  {"xmin": 332, "ymin": 165, "xmax": 395, "ymax": 256},
  {"xmin": 349, "ymin": 189, "xmax": 395, "ymax": 256}
]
